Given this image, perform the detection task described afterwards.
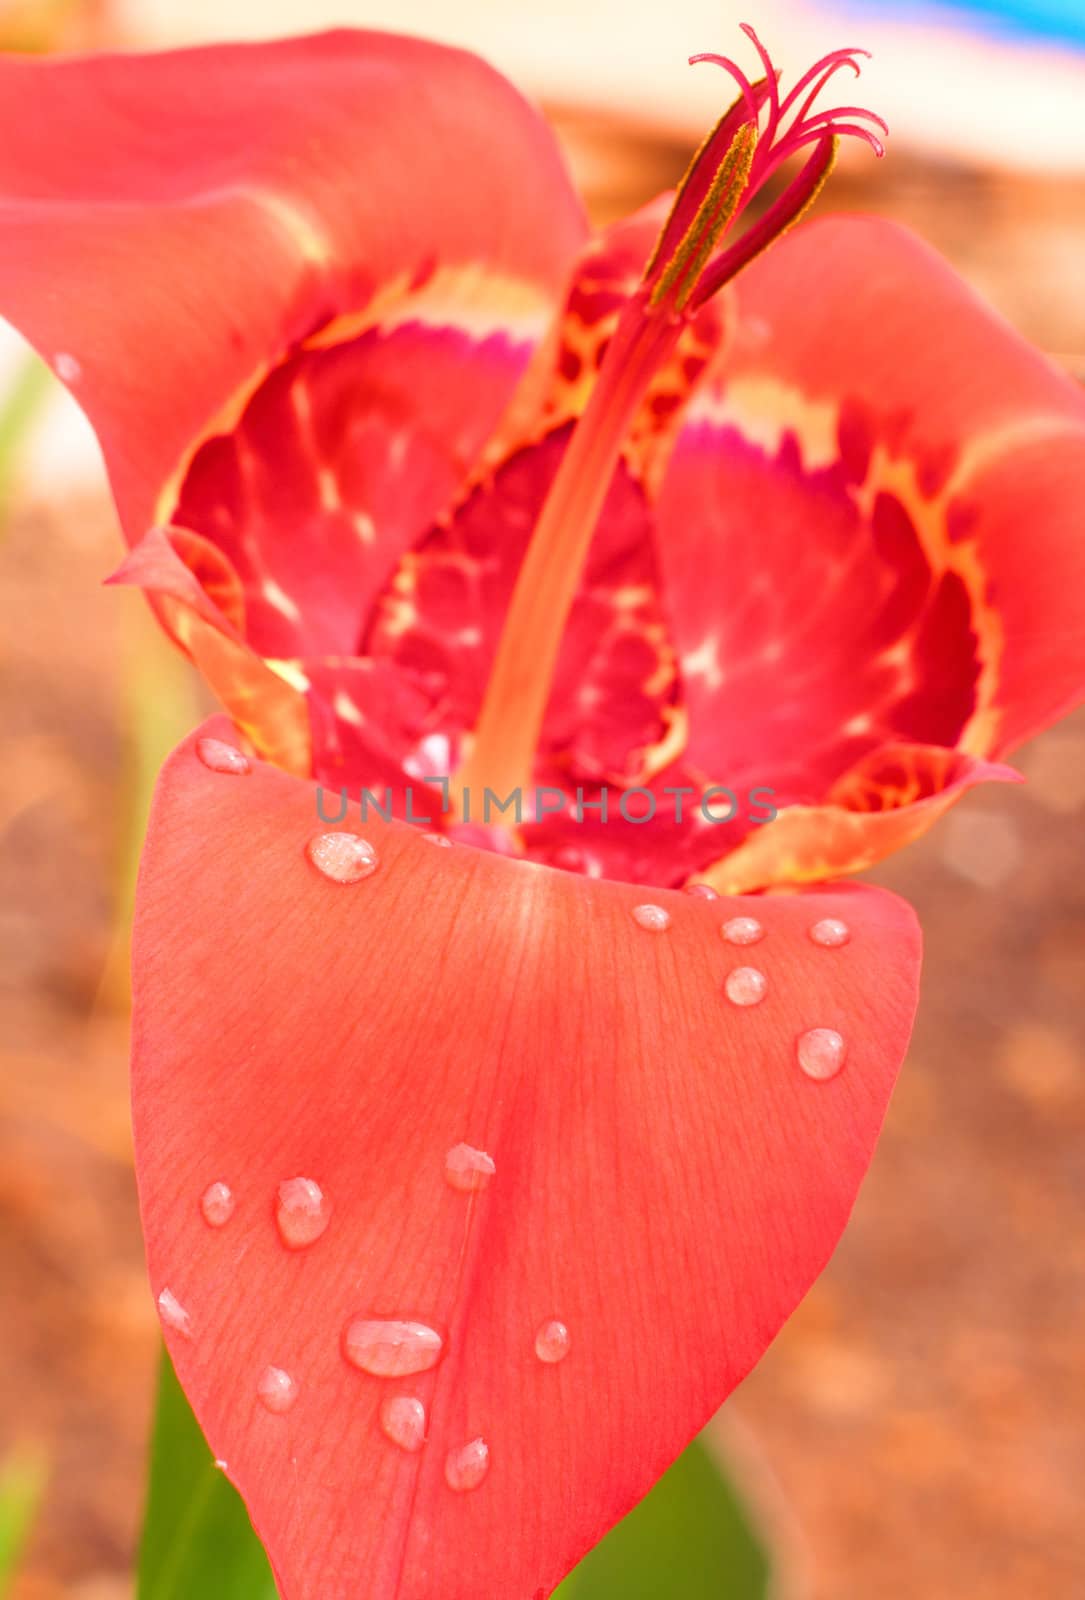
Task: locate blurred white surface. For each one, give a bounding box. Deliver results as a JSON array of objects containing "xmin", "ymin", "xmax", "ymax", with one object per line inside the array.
[{"xmin": 112, "ymin": 0, "xmax": 1085, "ymax": 171}]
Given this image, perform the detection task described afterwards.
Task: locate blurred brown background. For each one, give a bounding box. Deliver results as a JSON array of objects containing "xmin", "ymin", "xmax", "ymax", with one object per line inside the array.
[{"xmin": 1, "ymin": 1, "xmax": 1083, "ymax": 1596}]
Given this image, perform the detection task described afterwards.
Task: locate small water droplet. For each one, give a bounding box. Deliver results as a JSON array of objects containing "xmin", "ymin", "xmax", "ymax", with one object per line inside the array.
[
  {"xmin": 445, "ymin": 1437, "xmax": 489, "ymax": 1492},
  {"xmin": 421, "ymin": 832, "xmax": 452, "ymax": 848},
  {"xmin": 306, "ymin": 831, "xmax": 379, "ymax": 883},
  {"xmin": 724, "ymin": 966, "xmax": 767, "ymax": 1006},
  {"xmin": 721, "ymin": 916, "xmax": 764, "ymax": 946},
  {"xmin": 213, "ymin": 1459, "xmax": 229, "ymax": 1473},
  {"xmin": 200, "ymin": 1181, "xmax": 235, "ymax": 1227},
  {"xmin": 683, "ymin": 883, "xmax": 719, "ymax": 900},
  {"xmin": 343, "ymin": 1318, "xmax": 443, "ymax": 1377},
  {"xmin": 380, "ymin": 1395, "xmax": 427, "ymax": 1452},
  {"xmin": 631, "ymin": 903, "xmax": 671, "ymax": 932},
  {"xmin": 54, "ymin": 351, "xmax": 81, "ymax": 383},
  {"xmin": 809, "ymin": 918, "xmax": 850, "ymax": 948},
  {"xmin": 797, "ymin": 1027, "xmax": 847, "ymax": 1081},
  {"xmin": 196, "ymin": 736, "xmax": 251, "ymax": 775},
  {"xmin": 275, "ymin": 1177, "xmax": 330, "ymax": 1249},
  {"xmin": 534, "ymin": 1319, "xmax": 571, "ymax": 1364},
  {"xmin": 257, "ymin": 1366, "xmax": 298, "ymax": 1414},
  {"xmin": 445, "ymin": 1143, "xmax": 495, "ymax": 1193},
  {"xmin": 157, "ymin": 1288, "xmax": 191, "ymax": 1336}
]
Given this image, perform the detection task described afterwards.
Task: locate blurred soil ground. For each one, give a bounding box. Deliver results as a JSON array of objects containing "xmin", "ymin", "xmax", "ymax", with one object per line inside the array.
[{"xmin": 1, "ymin": 137, "xmax": 1083, "ymax": 1599}]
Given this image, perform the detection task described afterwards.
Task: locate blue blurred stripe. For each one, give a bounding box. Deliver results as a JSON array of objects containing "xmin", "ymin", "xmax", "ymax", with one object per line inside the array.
[{"xmin": 853, "ymin": 0, "xmax": 1085, "ymax": 46}]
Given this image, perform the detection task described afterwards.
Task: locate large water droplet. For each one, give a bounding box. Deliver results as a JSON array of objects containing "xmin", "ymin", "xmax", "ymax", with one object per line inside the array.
[
  {"xmin": 534, "ymin": 1319, "xmax": 571, "ymax": 1364},
  {"xmin": 257, "ymin": 1366, "xmax": 298, "ymax": 1414},
  {"xmin": 343, "ymin": 1318, "xmax": 444, "ymax": 1377},
  {"xmin": 445, "ymin": 1437, "xmax": 490, "ymax": 1492},
  {"xmin": 196, "ymin": 737, "xmax": 251, "ymax": 776},
  {"xmin": 200, "ymin": 1182, "xmax": 235, "ymax": 1227},
  {"xmin": 724, "ymin": 966, "xmax": 767, "ymax": 1006},
  {"xmin": 380, "ymin": 1395, "xmax": 427, "ymax": 1453},
  {"xmin": 721, "ymin": 916, "xmax": 764, "ymax": 946},
  {"xmin": 275, "ymin": 1177, "xmax": 330, "ymax": 1249},
  {"xmin": 631, "ymin": 904, "xmax": 671, "ymax": 932},
  {"xmin": 797, "ymin": 1027, "xmax": 847, "ymax": 1081},
  {"xmin": 809, "ymin": 918, "xmax": 851, "ymax": 948},
  {"xmin": 307, "ymin": 832, "xmax": 379, "ymax": 884},
  {"xmin": 445, "ymin": 1143, "xmax": 495, "ymax": 1193},
  {"xmin": 157, "ymin": 1288, "xmax": 191, "ymax": 1336},
  {"xmin": 683, "ymin": 883, "xmax": 719, "ymax": 900}
]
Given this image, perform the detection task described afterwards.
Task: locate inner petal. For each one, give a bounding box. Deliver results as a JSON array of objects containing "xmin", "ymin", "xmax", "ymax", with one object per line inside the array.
[
  {"xmin": 655, "ymin": 407, "xmax": 986, "ymax": 809},
  {"xmin": 170, "ymin": 313, "xmax": 544, "ymax": 660},
  {"xmin": 362, "ymin": 423, "xmax": 678, "ymax": 791}
]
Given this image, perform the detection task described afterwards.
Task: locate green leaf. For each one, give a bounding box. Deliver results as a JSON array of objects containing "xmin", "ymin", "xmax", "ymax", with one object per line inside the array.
[
  {"xmin": 138, "ymin": 1347, "xmax": 278, "ymax": 1600},
  {"xmin": 0, "ymin": 357, "xmax": 51, "ymax": 523},
  {"xmin": 0, "ymin": 1448, "xmax": 47, "ymax": 1599},
  {"xmin": 554, "ymin": 1432, "xmax": 773, "ymax": 1600}
]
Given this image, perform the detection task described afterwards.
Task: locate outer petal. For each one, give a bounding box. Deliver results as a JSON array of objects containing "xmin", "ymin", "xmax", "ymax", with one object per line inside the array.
[
  {"xmin": 0, "ymin": 32, "xmax": 586, "ymax": 543},
  {"xmin": 134, "ymin": 720, "xmax": 921, "ymax": 1600},
  {"xmin": 703, "ymin": 745, "xmax": 1021, "ymax": 894},
  {"xmin": 657, "ymin": 216, "xmax": 1085, "ymax": 885}
]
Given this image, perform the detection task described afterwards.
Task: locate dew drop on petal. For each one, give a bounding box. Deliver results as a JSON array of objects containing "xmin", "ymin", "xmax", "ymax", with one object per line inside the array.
[
  {"xmin": 444, "ymin": 1143, "xmax": 496, "ymax": 1193},
  {"xmin": 797, "ymin": 1027, "xmax": 847, "ymax": 1081},
  {"xmin": 200, "ymin": 1181, "xmax": 235, "ymax": 1227},
  {"xmin": 343, "ymin": 1318, "xmax": 444, "ymax": 1377},
  {"xmin": 157, "ymin": 1288, "xmax": 191, "ymax": 1336},
  {"xmin": 445, "ymin": 1437, "xmax": 490, "ymax": 1492},
  {"xmin": 196, "ymin": 737, "xmax": 251, "ymax": 776},
  {"xmin": 380, "ymin": 1395, "xmax": 427, "ymax": 1453},
  {"xmin": 683, "ymin": 883, "xmax": 719, "ymax": 900},
  {"xmin": 306, "ymin": 832, "xmax": 379, "ymax": 883},
  {"xmin": 534, "ymin": 1319, "xmax": 571, "ymax": 1364},
  {"xmin": 721, "ymin": 916, "xmax": 764, "ymax": 946},
  {"xmin": 421, "ymin": 832, "xmax": 452, "ymax": 848},
  {"xmin": 809, "ymin": 917, "xmax": 851, "ymax": 947},
  {"xmin": 631, "ymin": 904, "xmax": 671, "ymax": 932},
  {"xmin": 724, "ymin": 966, "xmax": 767, "ymax": 1006},
  {"xmin": 275, "ymin": 1177, "xmax": 330, "ymax": 1249},
  {"xmin": 54, "ymin": 351, "xmax": 81, "ymax": 383},
  {"xmin": 257, "ymin": 1366, "xmax": 298, "ymax": 1414}
]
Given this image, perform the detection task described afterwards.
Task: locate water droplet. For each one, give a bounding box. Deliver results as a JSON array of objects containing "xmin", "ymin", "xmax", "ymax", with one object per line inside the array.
[
  {"xmin": 380, "ymin": 1395, "xmax": 427, "ymax": 1453},
  {"xmin": 421, "ymin": 832, "xmax": 452, "ymax": 848},
  {"xmin": 797, "ymin": 1027, "xmax": 847, "ymax": 1081},
  {"xmin": 200, "ymin": 1181, "xmax": 235, "ymax": 1227},
  {"xmin": 631, "ymin": 904, "xmax": 671, "ymax": 932},
  {"xmin": 196, "ymin": 736, "xmax": 251, "ymax": 775},
  {"xmin": 724, "ymin": 966, "xmax": 767, "ymax": 1006},
  {"xmin": 54, "ymin": 351, "xmax": 81, "ymax": 383},
  {"xmin": 343, "ymin": 1318, "xmax": 443, "ymax": 1377},
  {"xmin": 445, "ymin": 1143, "xmax": 495, "ymax": 1193},
  {"xmin": 157, "ymin": 1288, "xmax": 191, "ymax": 1336},
  {"xmin": 683, "ymin": 883, "xmax": 719, "ymax": 900},
  {"xmin": 534, "ymin": 1319, "xmax": 571, "ymax": 1364},
  {"xmin": 306, "ymin": 832, "xmax": 379, "ymax": 883},
  {"xmin": 213, "ymin": 1459, "xmax": 229, "ymax": 1473},
  {"xmin": 257, "ymin": 1366, "xmax": 298, "ymax": 1414},
  {"xmin": 275, "ymin": 1177, "xmax": 330, "ymax": 1249},
  {"xmin": 809, "ymin": 918, "xmax": 850, "ymax": 947},
  {"xmin": 721, "ymin": 916, "xmax": 764, "ymax": 946},
  {"xmin": 445, "ymin": 1437, "xmax": 489, "ymax": 1492}
]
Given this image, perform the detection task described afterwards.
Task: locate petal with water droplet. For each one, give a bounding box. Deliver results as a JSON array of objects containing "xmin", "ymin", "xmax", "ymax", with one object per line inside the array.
[{"xmin": 133, "ymin": 720, "xmax": 920, "ymax": 1600}]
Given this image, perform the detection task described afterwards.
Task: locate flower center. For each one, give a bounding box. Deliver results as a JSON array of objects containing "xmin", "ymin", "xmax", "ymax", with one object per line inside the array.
[{"xmin": 452, "ymin": 25, "xmax": 885, "ymax": 817}]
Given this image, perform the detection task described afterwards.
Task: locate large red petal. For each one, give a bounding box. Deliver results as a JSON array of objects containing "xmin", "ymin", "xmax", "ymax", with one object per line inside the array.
[
  {"xmin": 134, "ymin": 719, "xmax": 921, "ymax": 1599},
  {"xmin": 656, "ymin": 216, "xmax": 1085, "ymax": 884},
  {"xmin": 0, "ymin": 32, "xmax": 586, "ymax": 538}
]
